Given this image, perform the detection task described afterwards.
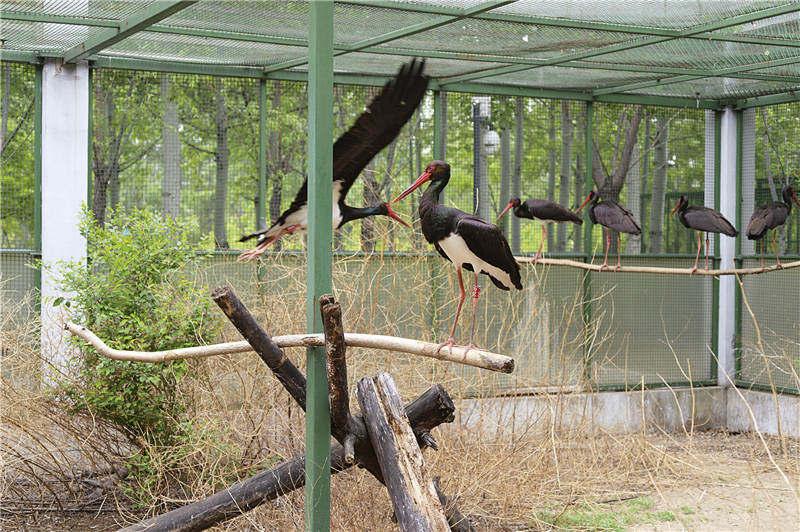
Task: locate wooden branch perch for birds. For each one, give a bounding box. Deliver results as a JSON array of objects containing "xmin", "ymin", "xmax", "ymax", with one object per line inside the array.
[
  {"xmin": 516, "ymin": 256, "xmax": 800, "ymax": 276},
  {"xmin": 65, "ymin": 325, "xmax": 514, "ymax": 373},
  {"xmin": 121, "ymin": 287, "xmax": 474, "ymax": 532}
]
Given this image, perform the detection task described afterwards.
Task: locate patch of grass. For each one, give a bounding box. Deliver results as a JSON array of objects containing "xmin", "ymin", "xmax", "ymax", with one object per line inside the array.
[
  {"xmin": 680, "ymin": 505, "xmax": 696, "ymax": 515},
  {"xmin": 533, "ymin": 496, "xmax": 679, "ymax": 531}
]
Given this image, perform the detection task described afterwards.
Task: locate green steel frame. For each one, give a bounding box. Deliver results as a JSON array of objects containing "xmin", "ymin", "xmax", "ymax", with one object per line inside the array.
[
  {"xmin": 710, "ymin": 111, "xmax": 722, "ymax": 383},
  {"xmin": 305, "ymin": 2, "xmax": 334, "ymax": 529}
]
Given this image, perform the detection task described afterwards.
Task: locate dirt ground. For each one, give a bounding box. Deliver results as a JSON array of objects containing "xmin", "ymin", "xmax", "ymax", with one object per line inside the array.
[{"xmin": 3, "ymin": 431, "xmax": 797, "ymax": 532}]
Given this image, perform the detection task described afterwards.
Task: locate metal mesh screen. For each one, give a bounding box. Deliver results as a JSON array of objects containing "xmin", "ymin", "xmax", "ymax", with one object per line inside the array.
[{"xmin": 1, "ymin": 61, "xmax": 38, "ymax": 335}]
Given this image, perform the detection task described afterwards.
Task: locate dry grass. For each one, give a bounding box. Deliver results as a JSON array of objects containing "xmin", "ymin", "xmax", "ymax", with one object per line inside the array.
[{"xmin": 1, "ymin": 257, "xmax": 798, "ymax": 531}]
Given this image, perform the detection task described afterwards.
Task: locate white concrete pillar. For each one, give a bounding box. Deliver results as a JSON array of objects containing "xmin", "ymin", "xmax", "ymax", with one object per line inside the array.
[
  {"xmin": 717, "ymin": 107, "xmax": 738, "ymax": 387},
  {"xmin": 40, "ymin": 60, "xmax": 89, "ymax": 372}
]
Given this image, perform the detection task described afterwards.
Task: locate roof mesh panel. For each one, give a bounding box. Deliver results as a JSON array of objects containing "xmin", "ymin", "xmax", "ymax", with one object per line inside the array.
[{"xmin": 1, "ymin": 0, "xmax": 800, "ymax": 102}]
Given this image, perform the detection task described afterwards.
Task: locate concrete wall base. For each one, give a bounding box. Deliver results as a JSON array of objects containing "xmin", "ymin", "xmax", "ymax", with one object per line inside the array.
[{"xmin": 457, "ymin": 386, "xmax": 798, "ymax": 439}]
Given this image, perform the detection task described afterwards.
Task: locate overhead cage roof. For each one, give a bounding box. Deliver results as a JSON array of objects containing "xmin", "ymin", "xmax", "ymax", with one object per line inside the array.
[{"xmin": 2, "ymin": 0, "xmax": 800, "ymax": 108}]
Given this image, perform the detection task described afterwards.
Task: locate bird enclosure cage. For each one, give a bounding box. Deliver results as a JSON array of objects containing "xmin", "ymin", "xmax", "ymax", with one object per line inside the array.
[{"xmin": 2, "ymin": 2, "xmax": 800, "ymax": 526}]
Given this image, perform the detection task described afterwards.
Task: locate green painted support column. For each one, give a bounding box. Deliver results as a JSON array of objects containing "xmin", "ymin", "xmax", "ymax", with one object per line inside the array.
[
  {"xmin": 582, "ymin": 101, "xmax": 594, "ymax": 385},
  {"xmin": 257, "ymin": 78, "xmax": 268, "ymax": 230},
  {"xmin": 433, "ymin": 90, "xmax": 444, "ymax": 160},
  {"xmin": 305, "ymin": 2, "xmax": 333, "ymax": 530},
  {"xmin": 733, "ymin": 110, "xmax": 743, "ymax": 380}
]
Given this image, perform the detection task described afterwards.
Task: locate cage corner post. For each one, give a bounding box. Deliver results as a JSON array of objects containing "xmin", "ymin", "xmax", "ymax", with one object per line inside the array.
[
  {"xmin": 717, "ymin": 106, "xmax": 738, "ymax": 388},
  {"xmin": 39, "ymin": 58, "xmax": 89, "ymax": 377},
  {"xmin": 305, "ymin": 1, "xmax": 334, "ymax": 530}
]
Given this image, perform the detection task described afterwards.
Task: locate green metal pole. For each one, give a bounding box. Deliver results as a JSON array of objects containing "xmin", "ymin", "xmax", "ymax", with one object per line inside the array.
[
  {"xmin": 433, "ymin": 90, "xmax": 444, "ymax": 160},
  {"xmin": 582, "ymin": 101, "xmax": 594, "ymax": 386},
  {"xmin": 33, "ymin": 64, "xmax": 43, "ymax": 310},
  {"xmin": 305, "ymin": 2, "xmax": 333, "ymax": 530},
  {"xmin": 257, "ymin": 78, "xmax": 267, "ymax": 230},
  {"xmin": 733, "ymin": 110, "xmax": 743, "ymax": 381},
  {"xmin": 710, "ymin": 111, "xmax": 721, "ymax": 382}
]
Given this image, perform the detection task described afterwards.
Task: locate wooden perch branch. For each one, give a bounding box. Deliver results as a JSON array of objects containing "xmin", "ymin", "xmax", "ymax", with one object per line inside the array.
[
  {"xmin": 65, "ymin": 325, "xmax": 514, "ymax": 373},
  {"xmin": 123, "ymin": 385, "xmax": 456, "ymax": 532},
  {"xmin": 358, "ymin": 373, "xmax": 450, "ymax": 532},
  {"xmin": 516, "ymin": 257, "xmax": 800, "ymax": 276}
]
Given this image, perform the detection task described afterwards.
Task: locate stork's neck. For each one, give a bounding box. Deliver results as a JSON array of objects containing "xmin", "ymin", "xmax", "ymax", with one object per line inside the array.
[
  {"xmin": 419, "ymin": 180, "xmax": 446, "ymax": 215},
  {"xmin": 339, "ymin": 204, "xmax": 385, "ymax": 227},
  {"xmin": 782, "ymin": 187, "xmax": 793, "ymax": 213}
]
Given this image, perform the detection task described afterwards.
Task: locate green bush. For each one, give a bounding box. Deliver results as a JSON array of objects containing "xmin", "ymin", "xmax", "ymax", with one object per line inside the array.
[{"xmin": 56, "ymin": 207, "xmax": 221, "ymax": 444}]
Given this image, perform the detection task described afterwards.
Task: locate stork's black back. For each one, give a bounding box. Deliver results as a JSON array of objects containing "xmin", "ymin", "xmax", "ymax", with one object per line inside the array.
[
  {"xmin": 519, "ymin": 199, "xmax": 583, "ymax": 224},
  {"xmin": 590, "ymin": 198, "xmax": 641, "ymax": 235},
  {"xmin": 746, "ymin": 185, "xmax": 795, "ymax": 240}
]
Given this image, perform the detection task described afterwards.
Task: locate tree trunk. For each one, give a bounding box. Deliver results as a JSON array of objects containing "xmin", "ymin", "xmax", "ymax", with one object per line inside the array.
[
  {"xmin": 512, "ymin": 97, "xmax": 523, "ymax": 254},
  {"xmin": 92, "ymin": 88, "xmax": 124, "ymax": 226},
  {"xmin": 161, "ymin": 74, "xmax": 182, "ymax": 219},
  {"xmin": 557, "ymin": 102, "xmax": 572, "ymax": 251},
  {"xmin": 573, "ymin": 104, "xmax": 586, "ymax": 253},
  {"xmin": 649, "ymin": 117, "xmax": 668, "ymax": 254},
  {"xmin": 1, "ymin": 63, "xmax": 9, "ymax": 152},
  {"xmin": 625, "ymin": 144, "xmax": 642, "ymax": 253},
  {"xmin": 268, "ymin": 83, "xmax": 284, "ymax": 251},
  {"xmin": 499, "ymin": 128, "xmax": 511, "ymax": 236},
  {"xmin": 761, "ymin": 108, "xmax": 779, "ymax": 202},
  {"xmin": 383, "ymin": 138, "xmax": 398, "ymax": 252},
  {"xmin": 361, "ymin": 159, "xmax": 379, "ymax": 252},
  {"xmin": 213, "ymin": 81, "xmax": 229, "ymax": 249},
  {"xmin": 546, "ymin": 101, "xmax": 557, "ymax": 252},
  {"xmin": 640, "ymin": 115, "xmax": 651, "ymax": 250}
]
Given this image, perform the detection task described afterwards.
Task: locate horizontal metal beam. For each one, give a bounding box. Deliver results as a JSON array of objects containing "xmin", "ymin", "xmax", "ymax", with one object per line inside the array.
[
  {"xmin": 261, "ymin": 0, "xmax": 512, "ymax": 73},
  {"xmin": 63, "ymin": 1, "xmax": 197, "ymax": 63},
  {"xmin": 734, "ymin": 89, "xmax": 800, "ymax": 108},
  {"xmin": 592, "ymin": 55, "xmax": 800, "ymax": 96},
  {"xmin": 0, "ymin": 50, "xmax": 40, "ymax": 63},
  {"xmin": 438, "ymin": 3, "xmax": 800, "ymax": 85}
]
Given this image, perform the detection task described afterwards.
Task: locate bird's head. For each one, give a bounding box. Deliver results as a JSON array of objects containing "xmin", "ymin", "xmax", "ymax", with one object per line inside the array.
[
  {"xmin": 670, "ymin": 195, "xmax": 688, "ymax": 216},
  {"xmin": 375, "ymin": 202, "xmax": 411, "ymax": 227},
  {"xmin": 576, "ymin": 190, "xmax": 598, "ymax": 213},
  {"xmin": 497, "ymin": 197, "xmax": 521, "ymax": 221},
  {"xmin": 391, "ymin": 160, "xmax": 450, "ymax": 203}
]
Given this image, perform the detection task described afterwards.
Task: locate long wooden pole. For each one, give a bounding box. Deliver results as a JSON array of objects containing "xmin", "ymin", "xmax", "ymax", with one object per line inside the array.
[
  {"xmin": 64, "ymin": 323, "xmax": 515, "ymax": 372},
  {"xmin": 516, "ymin": 256, "xmax": 800, "ymax": 275}
]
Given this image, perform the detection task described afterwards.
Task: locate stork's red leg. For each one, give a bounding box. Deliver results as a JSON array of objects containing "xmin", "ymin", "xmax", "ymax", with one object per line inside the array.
[
  {"xmin": 534, "ymin": 225, "xmax": 546, "ymax": 262},
  {"xmin": 615, "ymin": 233, "xmax": 622, "ymax": 271},
  {"xmin": 600, "ymin": 229, "xmax": 611, "ymax": 270},
  {"xmin": 691, "ymin": 231, "xmax": 701, "ymax": 273},
  {"xmin": 772, "ymin": 230, "xmax": 783, "ymax": 268},
  {"xmin": 705, "ymin": 233, "xmax": 710, "ymax": 271},
  {"xmin": 466, "ymin": 272, "xmax": 481, "ymax": 352},
  {"xmin": 438, "ymin": 266, "xmax": 466, "ymax": 353}
]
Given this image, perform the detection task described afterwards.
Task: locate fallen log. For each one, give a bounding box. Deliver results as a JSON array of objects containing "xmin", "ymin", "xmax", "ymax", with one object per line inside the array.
[
  {"xmin": 516, "ymin": 256, "xmax": 800, "ymax": 276},
  {"xmin": 121, "ymin": 385, "xmax": 455, "ymax": 532},
  {"xmin": 64, "ymin": 326, "xmax": 513, "ymax": 373},
  {"xmin": 357, "ymin": 373, "xmax": 450, "ymax": 532}
]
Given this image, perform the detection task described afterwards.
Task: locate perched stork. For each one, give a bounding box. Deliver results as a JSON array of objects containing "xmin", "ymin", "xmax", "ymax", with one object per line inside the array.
[
  {"xmin": 497, "ymin": 197, "xmax": 582, "ymax": 261},
  {"xmin": 746, "ymin": 184, "xmax": 799, "ymax": 268},
  {"xmin": 392, "ymin": 161, "xmax": 522, "ymax": 351},
  {"xmin": 670, "ymin": 195, "xmax": 738, "ymax": 272},
  {"xmin": 239, "ymin": 59, "xmax": 427, "ymax": 260},
  {"xmin": 577, "ymin": 190, "xmax": 641, "ymax": 271}
]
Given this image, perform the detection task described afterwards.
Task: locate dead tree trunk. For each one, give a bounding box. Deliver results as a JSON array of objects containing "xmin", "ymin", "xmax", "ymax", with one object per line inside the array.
[
  {"xmin": 512, "ymin": 97, "xmax": 523, "ymax": 253},
  {"xmin": 213, "ymin": 81, "xmax": 229, "ymax": 249},
  {"xmin": 499, "ymin": 128, "xmax": 511, "ymax": 236},
  {"xmin": 361, "ymin": 159, "xmax": 379, "ymax": 252},
  {"xmin": 546, "ymin": 101, "xmax": 557, "ymax": 252},
  {"xmin": 649, "ymin": 117, "xmax": 668, "ymax": 253},
  {"xmin": 161, "ymin": 74, "xmax": 182, "ymax": 219},
  {"xmin": 357, "ymin": 373, "xmax": 450, "ymax": 532}
]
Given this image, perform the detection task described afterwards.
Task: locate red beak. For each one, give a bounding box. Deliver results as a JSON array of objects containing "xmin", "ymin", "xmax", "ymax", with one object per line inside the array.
[
  {"xmin": 392, "ymin": 170, "xmax": 432, "ymax": 203},
  {"xmin": 384, "ymin": 202, "xmax": 411, "ymax": 228},
  {"xmin": 576, "ymin": 193, "xmax": 592, "ymax": 213},
  {"xmin": 669, "ymin": 198, "xmax": 681, "ymax": 216},
  {"xmin": 497, "ymin": 200, "xmax": 515, "ymax": 221}
]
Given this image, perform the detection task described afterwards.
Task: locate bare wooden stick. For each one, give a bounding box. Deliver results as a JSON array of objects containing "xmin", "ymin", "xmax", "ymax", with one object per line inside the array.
[
  {"xmin": 123, "ymin": 385, "xmax": 456, "ymax": 532},
  {"xmin": 516, "ymin": 256, "xmax": 800, "ymax": 276},
  {"xmin": 64, "ymin": 324, "xmax": 514, "ymax": 373},
  {"xmin": 211, "ymin": 286, "xmax": 307, "ymax": 410},
  {"xmin": 357, "ymin": 373, "xmax": 450, "ymax": 532}
]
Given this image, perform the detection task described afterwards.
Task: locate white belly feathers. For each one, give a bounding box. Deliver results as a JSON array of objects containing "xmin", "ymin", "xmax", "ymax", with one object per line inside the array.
[{"xmin": 439, "ymin": 233, "xmax": 513, "ymax": 289}]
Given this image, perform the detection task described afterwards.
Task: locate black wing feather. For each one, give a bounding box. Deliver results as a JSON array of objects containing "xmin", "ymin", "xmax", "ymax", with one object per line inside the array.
[
  {"xmin": 333, "ymin": 59, "xmax": 428, "ymax": 197},
  {"xmin": 683, "ymin": 206, "xmax": 738, "ymax": 236},
  {"xmin": 455, "ymin": 217, "xmax": 522, "ymax": 290}
]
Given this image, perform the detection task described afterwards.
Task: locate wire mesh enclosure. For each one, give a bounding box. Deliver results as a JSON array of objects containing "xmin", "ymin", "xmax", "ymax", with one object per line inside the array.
[{"xmin": 1, "ymin": 1, "xmax": 799, "ymax": 396}]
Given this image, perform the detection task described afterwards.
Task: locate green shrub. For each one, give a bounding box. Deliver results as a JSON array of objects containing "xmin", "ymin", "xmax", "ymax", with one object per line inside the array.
[{"xmin": 56, "ymin": 207, "xmax": 221, "ymax": 444}]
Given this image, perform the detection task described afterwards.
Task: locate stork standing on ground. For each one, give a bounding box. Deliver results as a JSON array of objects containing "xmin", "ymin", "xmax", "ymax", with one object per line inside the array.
[
  {"xmin": 392, "ymin": 161, "xmax": 522, "ymax": 352},
  {"xmin": 746, "ymin": 185, "xmax": 800, "ymax": 269},
  {"xmin": 576, "ymin": 190, "xmax": 641, "ymax": 271},
  {"xmin": 239, "ymin": 59, "xmax": 427, "ymax": 260},
  {"xmin": 670, "ymin": 195, "xmax": 738, "ymax": 273},
  {"xmin": 497, "ymin": 197, "xmax": 583, "ymax": 262}
]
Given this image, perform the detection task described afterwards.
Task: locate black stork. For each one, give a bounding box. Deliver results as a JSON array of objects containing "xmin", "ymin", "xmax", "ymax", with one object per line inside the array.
[
  {"xmin": 497, "ymin": 197, "xmax": 583, "ymax": 261},
  {"xmin": 392, "ymin": 161, "xmax": 522, "ymax": 351},
  {"xmin": 746, "ymin": 184, "xmax": 800, "ymax": 268},
  {"xmin": 576, "ymin": 190, "xmax": 641, "ymax": 271},
  {"xmin": 239, "ymin": 59, "xmax": 427, "ymax": 260},
  {"xmin": 670, "ymin": 195, "xmax": 738, "ymax": 273}
]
